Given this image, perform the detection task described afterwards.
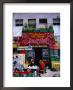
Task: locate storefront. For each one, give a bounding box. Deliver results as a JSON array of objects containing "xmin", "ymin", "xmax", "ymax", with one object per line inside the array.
[
  {"xmin": 13, "ymin": 32, "xmax": 56, "ymax": 66},
  {"xmin": 13, "ymin": 13, "xmax": 60, "ymax": 77}
]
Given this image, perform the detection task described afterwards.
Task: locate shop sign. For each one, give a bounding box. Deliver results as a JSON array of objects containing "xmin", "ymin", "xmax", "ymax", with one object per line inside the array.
[
  {"xmin": 32, "ymin": 45, "xmax": 47, "ymax": 47},
  {"xmin": 29, "ymin": 32, "xmax": 47, "ymax": 39},
  {"xmin": 29, "ymin": 32, "xmax": 54, "ymax": 39},
  {"xmin": 17, "ymin": 46, "xmax": 32, "ymax": 50},
  {"xmin": 24, "ymin": 46, "xmax": 32, "ymax": 50},
  {"xmin": 18, "ymin": 32, "xmax": 55, "ymax": 47}
]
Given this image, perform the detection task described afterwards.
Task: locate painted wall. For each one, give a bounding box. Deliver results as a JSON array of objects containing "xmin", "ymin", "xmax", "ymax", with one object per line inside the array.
[{"xmin": 13, "ymin": 13, "xmax": 60, "ymax": 37}]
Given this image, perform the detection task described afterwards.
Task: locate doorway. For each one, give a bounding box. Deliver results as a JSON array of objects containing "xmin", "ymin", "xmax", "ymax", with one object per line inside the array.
[{"xmin": 34, "ymin": 48, "xmax": 42, "ymax": 65}]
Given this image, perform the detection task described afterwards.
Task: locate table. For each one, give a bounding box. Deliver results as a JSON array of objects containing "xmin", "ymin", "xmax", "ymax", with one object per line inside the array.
[{"xmin": 28, "ymin": 66, "xmax": 38, "ymax": 69}]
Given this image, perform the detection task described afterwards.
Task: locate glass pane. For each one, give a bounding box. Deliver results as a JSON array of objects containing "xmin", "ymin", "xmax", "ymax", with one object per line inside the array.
[
  {"xmin": 42, "ymin": 49, "xmax": 48, "ymax": 57},
  {"xmin": 15, "ymin": 19, "xmax": 23, "ymax": 26}
]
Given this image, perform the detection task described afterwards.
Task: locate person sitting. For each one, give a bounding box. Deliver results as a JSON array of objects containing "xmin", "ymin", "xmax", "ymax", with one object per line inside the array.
[{"xmin": 30, "ymin": 60, "xmax": 35, "ymax": 66}]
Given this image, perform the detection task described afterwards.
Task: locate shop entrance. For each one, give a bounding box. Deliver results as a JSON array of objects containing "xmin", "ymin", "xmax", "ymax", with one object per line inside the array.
[{"xmin": 34, "ymin": 48, "xmax": 42, "ymax": 65}]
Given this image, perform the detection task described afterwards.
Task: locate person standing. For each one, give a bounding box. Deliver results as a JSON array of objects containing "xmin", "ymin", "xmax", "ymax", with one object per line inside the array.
[{"xmin": 39, "ymin": 60, "xmax": 45, "ymax": 74}]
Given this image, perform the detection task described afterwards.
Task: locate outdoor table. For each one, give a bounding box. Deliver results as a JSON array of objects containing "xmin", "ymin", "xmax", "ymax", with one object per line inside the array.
[
  {"xmin": 13, "ymin": 66, "xmax": 39, "ymax": 77},
  {"xmin": 27, "ymin": 66, "xmax": 39, "ymax": 76},
  {"xmin": 28, "ymin": 66, "xmax": 38, "ymax": 69}
]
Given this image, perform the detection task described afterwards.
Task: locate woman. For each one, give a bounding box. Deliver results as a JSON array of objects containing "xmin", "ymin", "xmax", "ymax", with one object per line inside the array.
[{"xmin": 39, "ymin": 60, "xmax": 45, "ymax": 74}]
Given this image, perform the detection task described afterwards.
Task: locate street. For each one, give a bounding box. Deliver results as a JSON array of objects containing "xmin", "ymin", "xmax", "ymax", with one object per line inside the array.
[{"xmin": 40, "ymin": 69, "xmax": 60, "ymax": 77}]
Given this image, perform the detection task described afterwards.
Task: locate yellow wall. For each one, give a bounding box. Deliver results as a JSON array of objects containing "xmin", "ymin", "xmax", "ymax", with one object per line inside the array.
[{"xmin": 51, "ymin": 61, "xmax": 60, "ymax": 70}]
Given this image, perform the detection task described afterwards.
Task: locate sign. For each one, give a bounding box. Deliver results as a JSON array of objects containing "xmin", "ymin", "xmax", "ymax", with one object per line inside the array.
[
  {"xmin": 18, "ymin": 32, "xmax": 55, "ymax": 48},
  {"xmin": 25, "ymin": 46, "xmax": 32, "ymax": 50},
  {"xmin": 32, "ymin": 45, "xmax": 47, "ymax": 47},
  {"xmin": 17, "ymin": 46, "xmax": 32, "ymax": 50},
  {"xmin": 29, "ymin": 32, "xmax": 47, "ymax": 39},
  {"xmin": 22, "ymin": 32, "xmax": 54, "ymax": 39}
]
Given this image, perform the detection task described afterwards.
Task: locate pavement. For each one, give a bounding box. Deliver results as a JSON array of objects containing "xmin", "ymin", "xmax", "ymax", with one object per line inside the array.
[{"xmin": 40, "ymin": 69, "xmax": 60, "ymax": 77}]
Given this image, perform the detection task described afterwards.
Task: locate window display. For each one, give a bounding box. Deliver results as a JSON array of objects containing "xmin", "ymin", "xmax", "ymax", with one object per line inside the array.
[{"xmin": 42, "ymin": 49, "xmax": 48, "ymax": 57}]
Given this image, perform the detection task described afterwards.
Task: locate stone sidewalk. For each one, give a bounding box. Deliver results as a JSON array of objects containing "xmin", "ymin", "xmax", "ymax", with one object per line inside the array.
[{"xmin": 40, "ymin": 69, "xmax": 60, "ymax": 77}]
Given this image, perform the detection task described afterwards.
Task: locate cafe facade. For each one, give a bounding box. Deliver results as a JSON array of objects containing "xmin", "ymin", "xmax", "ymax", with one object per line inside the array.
[{"xmin": 13, "ymin": 13, "xmax": 60, "ymax": 70}]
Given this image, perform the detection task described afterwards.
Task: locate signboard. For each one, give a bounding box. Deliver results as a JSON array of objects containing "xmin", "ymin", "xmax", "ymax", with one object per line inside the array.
[
  {"xmin": 22, "ymin": 32, "xmax": 54, "ymax": 39},
  {"xmin": 25, "ymin": 46, "xmax": 32, "ymax": 50},
  {"xmin": 17, "ymin": 46, "xmax": 32, "ymax": 50},
  {"xmin": 29, "ymin": 32, "xmax": 47, "ymax": 39},
  {"xmin": 32, "ymin": 45, "xmax": 47, "ymax": 47},
  {"xmin": 18, "ymin": 32, "xmax": 55, "ymax": 48}
]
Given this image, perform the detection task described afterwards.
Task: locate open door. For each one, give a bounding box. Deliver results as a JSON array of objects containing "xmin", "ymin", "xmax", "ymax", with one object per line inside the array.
[{"xmin": 34, "ymin": 48, "xmax": 42, "ymax": 65}]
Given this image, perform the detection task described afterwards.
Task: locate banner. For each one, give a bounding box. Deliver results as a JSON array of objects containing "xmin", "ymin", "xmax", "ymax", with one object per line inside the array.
[{"xmin": 18, "ymin": 32, "xmax": 55, "ymax": 46}]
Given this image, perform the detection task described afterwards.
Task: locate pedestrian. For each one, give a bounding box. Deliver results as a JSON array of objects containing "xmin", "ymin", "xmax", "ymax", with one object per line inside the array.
[{"xmin": 39, "ymin": 60, "xmax": 45, "ymax": 74}]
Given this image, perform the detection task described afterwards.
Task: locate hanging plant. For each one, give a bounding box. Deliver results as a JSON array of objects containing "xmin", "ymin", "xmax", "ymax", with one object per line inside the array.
[{"xmin": 48, "ymin": 25, "xmax": 54, "ymax": 33}]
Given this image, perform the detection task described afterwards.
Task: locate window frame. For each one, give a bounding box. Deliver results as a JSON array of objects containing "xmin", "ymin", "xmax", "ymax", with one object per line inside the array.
[
  {"xmin": 28, "ymin": 19, "xmax": 36, "ymax": 28},
  {"xmin": 39, "ymin": 18, "xmax": 47, "ymax": 24},
  {"xmin": 15, "ymin": 19, "xmax": 23, "ymax": 26}
]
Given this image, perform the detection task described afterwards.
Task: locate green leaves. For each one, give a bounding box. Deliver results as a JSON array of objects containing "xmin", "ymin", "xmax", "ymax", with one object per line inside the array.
[{"xmin": 22, "ymin": 25, "xmax": 54, "ymax": 33}]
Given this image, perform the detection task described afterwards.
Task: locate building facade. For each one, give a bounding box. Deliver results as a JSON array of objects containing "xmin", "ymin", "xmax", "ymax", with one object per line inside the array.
[{"xmin": 13, "ymin": 13, "xmax": 60, "ymax": 70}]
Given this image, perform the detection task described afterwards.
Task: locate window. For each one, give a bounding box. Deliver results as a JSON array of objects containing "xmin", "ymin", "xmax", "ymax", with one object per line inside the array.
[
  {"xmin": 28, "ymin": 19, "xmax": 36, "ymax": 28},
  {"xmin": 42, "ymin": 49, "xmax": 48, "ymax": 57},
  {"xmin": 15, "ymin": 19, "xmax": 23, "ymax": 26},
  {"xmin": 13, "ymin": 37, "xmax": 18, "ymax": 42},
  {"xmin": 53, "ymin": 17, "xmax": 60, "ymax": 25},
  {"xmin": 50, "ymin": 49, "xmax": 59, "ymax": 58},
  {"xmin": 39, "ymin": 18, "xmax": 47, "ymax": 24},
  {"xmin": 42, "ymin": 48, "xmax": 49, "ymax": 60}
]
